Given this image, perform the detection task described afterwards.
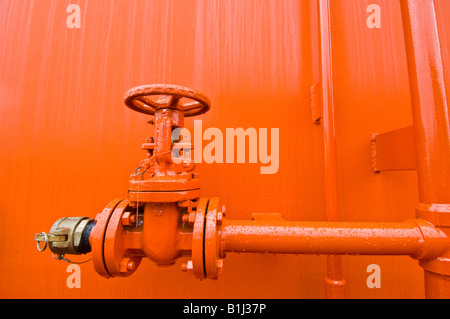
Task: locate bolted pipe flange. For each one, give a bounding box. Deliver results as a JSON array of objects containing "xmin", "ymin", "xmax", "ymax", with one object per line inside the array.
[
  {"xmin": 103, "ymin": 199, "xmax": 142, "ymax": 277},
  {"xmin": 204, "ymin": 198, "xmax": 223, "ymax": 279},
  {"xmin": 191, "ymin": 198, "xmax": 209, "ymax": 279}
]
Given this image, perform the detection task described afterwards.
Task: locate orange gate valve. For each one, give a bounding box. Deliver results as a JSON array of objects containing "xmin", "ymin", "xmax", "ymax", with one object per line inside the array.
[
  {"xmin": 35, "ymin": 84, "xmax": 225, "ymax": 279},
  {"xmin": 35, "ymin": 84, "xmax": 450, "ymax": 283},
  {"xmin": 88, "ymin": 84, "xmax": 224, "ymax": 279}
]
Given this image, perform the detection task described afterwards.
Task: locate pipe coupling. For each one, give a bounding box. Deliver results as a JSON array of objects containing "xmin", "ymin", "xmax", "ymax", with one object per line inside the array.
[{"xmin": 35, "ymin": 217, "xmax": 95, "ymax": 256}]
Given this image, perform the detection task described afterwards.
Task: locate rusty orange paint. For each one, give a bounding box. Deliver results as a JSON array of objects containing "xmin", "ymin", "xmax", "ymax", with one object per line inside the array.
[{"xmin": 1, "ymin": 0, "xmax": 450, "ymax": 299}]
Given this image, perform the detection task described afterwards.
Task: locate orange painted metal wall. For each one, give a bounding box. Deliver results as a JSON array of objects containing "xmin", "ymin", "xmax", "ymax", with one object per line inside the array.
[{"xmin": 1, "ymin": 0, "xmax": 449, "ymax": 299}]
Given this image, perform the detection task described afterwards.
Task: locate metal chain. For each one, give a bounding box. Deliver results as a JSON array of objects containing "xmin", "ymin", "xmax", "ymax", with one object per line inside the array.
[{"xmin": 52, "ymin": 253, "xmax": 92, "ymax": 265}]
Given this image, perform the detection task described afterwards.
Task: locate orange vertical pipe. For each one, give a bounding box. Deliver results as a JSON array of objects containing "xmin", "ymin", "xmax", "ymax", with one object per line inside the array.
[
  {"xmin": 318, "ymin": 0, "xmax": 346, "ymax": 299},
  {"xmin": 400, "ymin": 0, "xmax": 450, "ymax": 298}
]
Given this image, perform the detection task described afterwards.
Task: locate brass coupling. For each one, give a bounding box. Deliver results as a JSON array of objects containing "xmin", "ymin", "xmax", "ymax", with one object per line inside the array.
[{"xmin": 35, "ymin": 217, "xmax": 94, "ymax": 256}]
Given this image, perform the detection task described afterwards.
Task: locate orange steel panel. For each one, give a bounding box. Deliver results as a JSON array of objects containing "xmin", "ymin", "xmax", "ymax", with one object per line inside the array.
[{"xmin": 1, "ymin": 0, "xmax": 450, "ymax": 299}]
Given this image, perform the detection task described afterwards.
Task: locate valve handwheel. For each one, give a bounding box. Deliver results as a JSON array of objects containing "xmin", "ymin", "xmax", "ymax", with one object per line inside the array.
[{"xmin": 124, "ymin": 84, "xmax": 211, "ymax": 117}]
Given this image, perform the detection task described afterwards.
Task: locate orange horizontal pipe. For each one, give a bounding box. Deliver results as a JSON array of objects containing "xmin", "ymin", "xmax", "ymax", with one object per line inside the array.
[{"xmin": 220, "ymin": 219, "xmax": 449, "ymax": 259}]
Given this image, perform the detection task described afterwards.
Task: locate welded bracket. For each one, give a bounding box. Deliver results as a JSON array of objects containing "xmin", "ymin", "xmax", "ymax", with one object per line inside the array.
[{"xmin": 371, "ymin": 125, "xmax": 417, "ymax": 173}]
